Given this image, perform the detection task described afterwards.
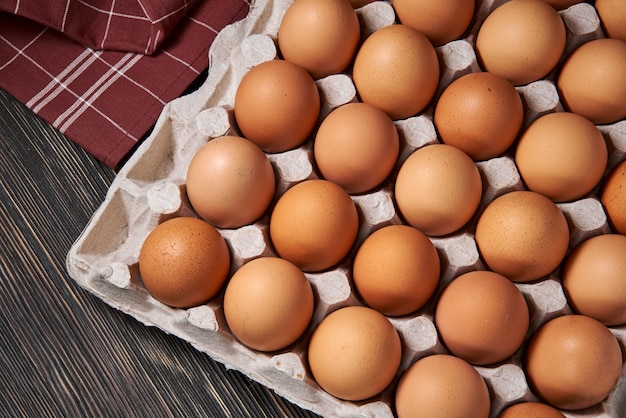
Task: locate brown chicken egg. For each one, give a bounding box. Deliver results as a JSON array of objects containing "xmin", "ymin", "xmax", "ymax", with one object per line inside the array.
[
  {"xmin": 352, "ymin": 224, "xmax": 440, "ymax": 316},
  {"xmin": 307, "ymin": 305, "xmax": 402, "ymax": 401},
  {"xmin": 435, "ymin": 270, "xmax": 530, "ymax": 365},
  {"xmin": 352, "ymin": 24, "xmax": 440, "ymax": 120},
  {"xmin": 476, "ymin": 0, "xmax": 566, "ymax": 86},
  {"xmin": 497, "ymin": 402, "xmax": 565, "ymax": 418},
  {"xmin": 278, "ymin": 0, "xmax": 360, "ymax": 79},
  {"xmin": 515, "ymin": 112, "xmax": 608, "ymax": 202},
  {"xmin": 269, "ymin": 179, "xmax": 359, "ymax": 272},
  {"xmin": 395, "ymin": 354, "xmax": 491, "ymax": 418},
  {"xmin": 434, "ymin": 71, "xmax": 524, "ymax": 161},
  {"xmin": 313, "ymin": 102, "xmax": 399, "ymax": 194},
  {"xmin": 186, "ymin": 135, "xmax": 276, "ymax": 229},
  {"xmin": 601, "ymin": 159, "xmax": 626, "ymax": 234},
  {"xmin": 234, "ymin": 59, "xmax": 320, "ymax": 152},
  {"xmin": 395, "ymin": 143, "xmax": 482, "ymax": 236},
  {"xmin": 525, "ymin": 314, "xmax": 623, "ymax": 410},
  {"xmin": 596, "ymin": 0, "xmax": 626, "ymax": 42},
  {"xmin": 475, "ymin": 190, "xmax": 569, "ymax": 283},
  {"xmin": 223, "ymin": 257, "xmax": 314, "ymax": 352},
  {"xmin": 138, "ymin": 217, "xmax": 231, "ymax": 308}
]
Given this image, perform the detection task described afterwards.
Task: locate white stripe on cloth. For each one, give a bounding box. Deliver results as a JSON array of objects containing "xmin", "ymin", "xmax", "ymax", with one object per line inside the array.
[
  {"xmin": 100, "ymin": 0, "xmax": 116, "ymax": 50},
  {"xmin": 0, "ymin": 27, "xmax": 48, "ymax": 71}
]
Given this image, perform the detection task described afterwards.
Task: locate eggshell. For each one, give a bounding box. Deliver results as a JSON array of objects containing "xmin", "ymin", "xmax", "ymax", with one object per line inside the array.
[
  {"xmin": 595, "ymin": 0, "xmax": 626, "ymax": 42},
  {"xmin": 269, "ymin": 179, "xmax": 359, "ymax": 272},
  {"xmin": 497, "ymin": 402, "xmax": 566, "ymax": 418},
  {"xmin": 394, "ymin": 143, "xmax": 482, "ymax": 236},
  {"xmin": 515, "ymin": 112, "xmax": 608, "ymax": 202},
  {"xmin": 234, "ymin": 59, "xmax": 320, "ymax": 152},
  {"xmin": 562, "ymin": 234, "xmax": 626, "ymax": 326},
  {"xmin": 395, "ymin": 354, "xmax": 491, "ymax": 418},
  {"xmin": 524, "ymin": 314, "xmax": 623, "ymax": 410},
  {"xmin": 475, "ymin": 190, "xmax": 569, "ymax": 282},
  {"xmin": 601, "ymin": 159, "xmax": 626, "ymax": 234},
  {"xmin": 352, "ymin": 224, "xmax": 440, "ymax": 316},
  {"xmin": 391, "ymin": 0, "xmax": 475, "ymax": 46},
  {"xmin": 313, "ymin": 102, "xmax": 399, "ymax": 194},
  {"xmin": 138, "ymin": 217, "xmax": 230, "ymax": 308},
  {"xmin": 223, "ymin": 257, "xmax": 314, "ymax": 351},
  {"xmin": 307, "ymin": 305, "xmax": 402, "ymax": 401},
  {"xmin": 434, "ymin": 71, "xmax": 524, "ymax": 161},
  {"xmin": 557, "ymin": 38, "xmax": 626, "ymax": 125},
  {"xmin": 476, "ymin": 0, "xmax": 566, "ymax": 86},
  {"xmin": 352, "ymin": 24, "xmax": 439, "ymax": 120},
  {"xmin": 278, "ymin": 0, "xmax": 360, "ymax": 79},
  {"xmin": 186, "ymin": 135, "xmax": 276, "ymax": 228}
]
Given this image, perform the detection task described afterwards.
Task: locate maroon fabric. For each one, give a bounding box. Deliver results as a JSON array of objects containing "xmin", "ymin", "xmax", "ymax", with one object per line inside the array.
[{"xmin": 0, "ymin": 0, "xmax": 250, "ymax": 168}]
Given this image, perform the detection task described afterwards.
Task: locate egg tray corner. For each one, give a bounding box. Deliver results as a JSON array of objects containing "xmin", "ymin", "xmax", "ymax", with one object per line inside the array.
[{"xmin": 66, "ymin": 0, "xmax": 626, "ymax": 417}]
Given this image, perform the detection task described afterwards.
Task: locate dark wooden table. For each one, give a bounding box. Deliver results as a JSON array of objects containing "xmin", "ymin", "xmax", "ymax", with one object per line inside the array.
[{"xmin": 0, "ymin": 87, "xmax": 320, "ymax": 418}]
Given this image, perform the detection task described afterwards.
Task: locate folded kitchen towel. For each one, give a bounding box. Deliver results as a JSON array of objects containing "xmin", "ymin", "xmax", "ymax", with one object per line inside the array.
[{"xmin": 0, "ymin": 0, "xmax": 250, "ymax": 169}]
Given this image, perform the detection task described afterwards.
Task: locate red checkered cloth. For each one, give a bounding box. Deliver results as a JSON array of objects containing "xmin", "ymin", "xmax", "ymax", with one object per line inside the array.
[{"xmin": 0, "ymin": 0, "xmax": 250, "ymax": 168}]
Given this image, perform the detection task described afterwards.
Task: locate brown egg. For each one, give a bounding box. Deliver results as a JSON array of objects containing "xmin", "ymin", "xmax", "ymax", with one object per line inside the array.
[
  {"xmin": 352, "ymin": 224, "xmax": 440, "ymax": 316},
  {"xmin": 557, "ymin": 38, "xmax": 626, "ymax": 124},
  {"xmin": 392, "ymin": 0, "xmax": 475, "ymax": 46},
  {"xmin": 223, "ymin": 257, "xmax": 314, "ymax": 352},
  {"xmin": 352, "ymin": 24, "xmax": 440, "ymax": 120},
  {"xmin": 138, "ymin": 217, "xmax": 230, "ymax": 308},
  {"xmin": 515, "ymin": 112, "xmax": 608, "ymax": 202},
  {"xmin": 497, "ymin": 402, "xmax": 565, "ymax": 418},
  {"xmin": 596, "ymin": 0, "xmax": 626, "ymax": 42},
  {"xmin": 435, "ymin": 270, "xmax": 529, "ymax": 365},
  {"xmin": 307, "ymin": 305, "xmax": 402, "ymax": 401},
  {"xmin": 395, "ymin": 354, "xmax": 491, "ymax": 418},
  {"xmin": 394, "ymin": 143, "xmax": 482, "ymax": 236},
  {"xmin": 434, "ymin": 71, "xmax": 524, "ymax": 161},
  {"xmin": 475, "ymin": 190, "xmax": 569, "ymax": 283},
  {"xmin": 278, "ymin": 0, "xmax": 360, "ymax": 79},
  {"xmin": 234, "ymin": 59, "xmax": 320, "ymax": 152},
  {"xmin": 186, "ymin": 136, "xmax": 276, "ymax": 229},
  {"xmin": 601, "ymin": 159, "xmax": 626, "ymax": 234},
  {"xmin": 476, "ymin": 0, "xmax": 566, "ymax": 86},
  {"xmin": 562, "ymin": 234, "xmax": 626, "ymax": 326},
  {"xmin": 269, "ymin": 179, "xmax": 359, "ymax": 272},
  {"xmin": 314, "ymin": 102, "xmax": 399, "ymax": 194},
  {"xmin": 525, "ymin": 314, "xmax": 623, "ymax": 410}
]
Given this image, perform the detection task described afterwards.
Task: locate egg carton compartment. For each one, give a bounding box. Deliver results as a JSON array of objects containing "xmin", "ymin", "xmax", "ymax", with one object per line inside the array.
[{"xmin": 67, "ymin": 1, "xmax": 626, "ymax": 417}]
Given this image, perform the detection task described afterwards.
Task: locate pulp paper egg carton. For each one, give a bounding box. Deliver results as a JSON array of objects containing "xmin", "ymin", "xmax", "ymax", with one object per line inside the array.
[{"xmin": 66, "ymin": 0, "xmax": 626, "ymax": 417}]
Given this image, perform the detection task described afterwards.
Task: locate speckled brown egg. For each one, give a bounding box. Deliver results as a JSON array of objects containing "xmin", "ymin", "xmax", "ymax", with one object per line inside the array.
[
  {"xmin": 497, "ymin": 402, "xmax": 565, "ymax": 418},
  {"xmin": 601, "ymin": 159, "xmax": 626, "ymax": 234},
  {"xmin": 475, "ymin": 190, "xmax": 569, "ymax": 282},
  {"xmin": 525, "ymin": 314, "xmax": 623, "ymax": 410},
  {"xmin": 269, "ymin": 179, "xmax": 359, "ymax": 272},
  {"xmin": 138, "ymin": 217, "xmax": 230, "ymax": 308},
  {"xmin": 596, "ymin": 0, "xmax": 626, "ymax": 42}
]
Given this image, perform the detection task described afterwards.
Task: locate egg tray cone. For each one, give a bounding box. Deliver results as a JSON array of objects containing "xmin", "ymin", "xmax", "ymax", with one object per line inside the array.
[{"xmin": 67, "ymin": 0, "xmax": 626, "ymax": 417}]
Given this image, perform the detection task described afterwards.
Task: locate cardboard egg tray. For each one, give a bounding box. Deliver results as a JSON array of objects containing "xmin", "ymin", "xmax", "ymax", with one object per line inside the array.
[{"xmin": 66, "ymin": 0, "xmax": 626, "ymax": 417}]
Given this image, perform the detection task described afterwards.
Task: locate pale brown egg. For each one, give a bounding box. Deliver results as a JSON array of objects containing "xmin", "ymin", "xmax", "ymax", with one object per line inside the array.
[
  {"xmin": 524, "ymin": 314, "xmax": 623, "ymax": 410},
  {"xmin": 223, "ymin": 257, "xmax": 314, "ymax": 352},
  {"xmin": 434, "ymin": 71, "xmax": 524, "ymax": 161},
  {"xmin": 395, "ymin": 354, "xmax": 491, "ymax": 418},
  {"xmin": 476, "ymin": 0, "xmax": 566, "ymax": 86},
  {"xmin": 278, "ymin": 0, "xmax": 360, "ymax": 79},
  {"xmin": 234, "ymin": 59, "xmax": 320, "ymax": 152},
  {"xmin": 557, "ymin": 38, "xmax": 626, "ymax": 124},
  {"xmin": 269, "ymin": 179, "xmax": 359, "ymax": 272},
  {"xmin": 394, "ymin": 143, "xmax": 482, "ymax": 236},
  {"xmin": 562, "ymin": 234, "xmax": 626, "ymax": 326},
  {"xmin": 352, "ymin": 24, "xmax": 440, "ymax": 120},
  {"xmin": 596, "ymin": 0, "xmax": 626, "ymax": 42},
  {"xmin": 307, "ymin": 305, "xmax": 402, "ymax": 401},
  {"xmin": 392, "ymin": 0, "xmax": 475, "ymax": 46},
  {"xmin": 138, "ymin": 217, "xmax": 230, "ymax": 308},
  {"xmin": 515, "ymin": 112, "xmax": 608, "ymax": 202},
  {"xmin": 497, "ymin": 402, "xmax": 565, "ymax": 418},
  {"xmin": 352, "ymin": 224, "xmax": 440, "ymax": 316},
  {"xmin": 313, "ymin": 102, "xmax": 399, "ymax": 194},
  {"xmin": 475, "ymin": 190, "xmax": 569, "ymax": 282},
  {"xmin": 186, "ymin": 135, "xmax": 276, "ymax": 229},
  {"xmin": 435, "ymin": 270, "xmax": 529, "ymax": 365},
  {"xmin": 601, "ymin": 159, "xmax": 626, "ymax": 234}
]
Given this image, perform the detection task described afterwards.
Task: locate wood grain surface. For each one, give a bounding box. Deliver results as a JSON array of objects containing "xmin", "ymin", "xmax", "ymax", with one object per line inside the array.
[{"xmin": 0, "ymin": 87, "xmax": 320, "ymax": 418}]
